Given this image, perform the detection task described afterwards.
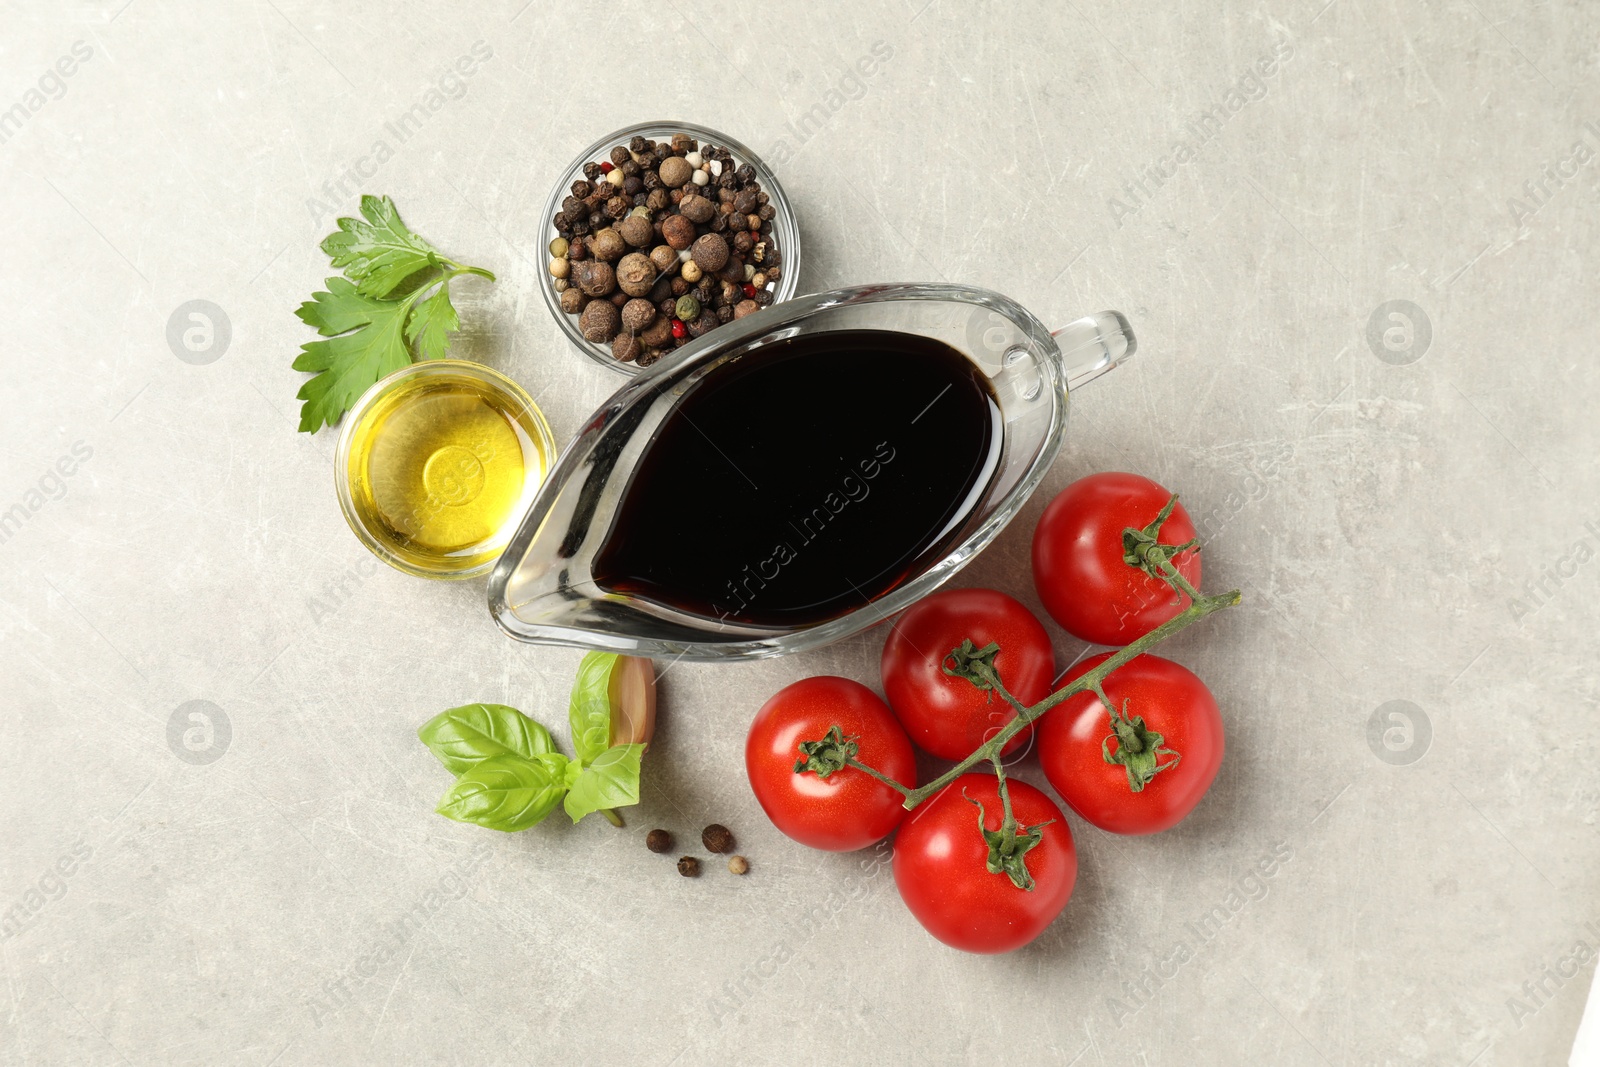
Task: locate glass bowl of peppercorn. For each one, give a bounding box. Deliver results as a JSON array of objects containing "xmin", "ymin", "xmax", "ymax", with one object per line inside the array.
[{"xmin": 539, "ymin": 121, "xmax": 801, "ymax": 374}]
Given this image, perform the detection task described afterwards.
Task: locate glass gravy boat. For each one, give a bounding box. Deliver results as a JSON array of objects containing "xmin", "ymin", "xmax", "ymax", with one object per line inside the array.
[{"xmin": 487, "ymin": 283, "xmax": 1134, "ymax": 660}]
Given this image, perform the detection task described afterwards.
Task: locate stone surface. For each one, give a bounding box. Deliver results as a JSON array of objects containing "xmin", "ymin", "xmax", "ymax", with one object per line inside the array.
[{"xmin": 1, "ymin": 3, "xmax": 1597, "ymax": 1065}]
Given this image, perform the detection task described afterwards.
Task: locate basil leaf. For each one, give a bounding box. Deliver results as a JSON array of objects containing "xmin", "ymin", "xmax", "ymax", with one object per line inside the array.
[
  {"xmin": 568, "ymin": 652, "xmax": 618, "ymax": 767},
  {"xmin": 436, "ymin": 753, "xmax": 569, "ymax": 832},
  {"xmin": 563, "ymin": 743, "xmax": 645, "ymax": 823},
  {"xmin": 418, "ymin": 703, "xmax": 556, "ymax": 777}
]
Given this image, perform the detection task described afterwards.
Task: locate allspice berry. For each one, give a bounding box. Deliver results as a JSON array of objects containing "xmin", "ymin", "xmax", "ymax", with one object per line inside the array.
[
  {"xmin": 615, "ymin": 252, "xmax": 658, "ymax": 298},
  {"xmin": 690, "ymin": 233, "xmax": 729, "ymax": 272},
  {"xmin": 733, "ymin": 299, "xmax": 759, "ymax": 320},
  {"xmin": 590, "ymin": 228, "xmax": 626, "ymax": 261},
  {"xmin": 679, "ymin": 194, "xmax": 716, "ymax": 223},
  {"xmin": 621, "ymin": 298, "xmax": 656, "ymax": 333},
  {"xmin": 641, "ymin": 316, "xmax": 674, "ymax": 347},
  {"xmin": 677, "ymin": 856, "xmax": 701, "ymax": 878},
  {"xmin": 701, "ymin": 824, "xmax": 734, "ymax": 854},
  {"xmin": 617, "ymin": 214, "xmax": 653, "ymax": 248},
  {"xmin": 727, "ymin": 856, "xmax": 749, "ymax": 876},
  {"xmin": 658, "ymin": 155, "xmax": 693, "ymax": 188},
  {"xmin": 612, "ymin": 331, "xmax": 642, "ymax": 363},
  {"xmin": 573, "ymin": 260, "xmax": 616, "ymax": 297},
  {"xmin": 661, "ymin": 214, "xmax": 696, "ymax": 250},
  {"xmin": 649, "ymin": 244, "xmax": 678, "ymax": 272},
  {"xmin": 646, "ymin": 828, "xmax": 673, "ymax": 853},
  {"xmin": 578, "ymin": 299, "xmax": 620, "ymax": 342}
]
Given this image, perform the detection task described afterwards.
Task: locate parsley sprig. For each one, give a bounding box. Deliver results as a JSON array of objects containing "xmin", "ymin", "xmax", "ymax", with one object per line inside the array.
[{"xmin": 292, "ymin": 195, "xmax": 495, "ymax": 433}]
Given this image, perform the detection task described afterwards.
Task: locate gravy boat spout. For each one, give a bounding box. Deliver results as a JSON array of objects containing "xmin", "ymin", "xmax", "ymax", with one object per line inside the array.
[{"xmin": 486, "ymin": 283, "xmax": 1135, "ymax": 661}]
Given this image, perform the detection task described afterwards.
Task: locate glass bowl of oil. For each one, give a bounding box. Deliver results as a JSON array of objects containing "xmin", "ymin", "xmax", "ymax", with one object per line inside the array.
[{"xmin": 335, "ymin": 361, "xmax": 555, "ymax": 580}]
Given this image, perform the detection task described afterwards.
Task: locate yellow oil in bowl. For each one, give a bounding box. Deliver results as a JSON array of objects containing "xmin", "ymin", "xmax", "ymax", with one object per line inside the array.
[{"xmin": 336, "ymin": 361, "xmax": 554, "ymax": 579}]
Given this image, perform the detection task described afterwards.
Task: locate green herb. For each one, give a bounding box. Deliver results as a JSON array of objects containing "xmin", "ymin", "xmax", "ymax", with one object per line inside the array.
[
  {"xmin": 418, "ymin": 654, "xmax": 657, "ymax": 833},
  {"xmin": 293, "ymin": 195, "xmax": 494, "ymax": 434}
]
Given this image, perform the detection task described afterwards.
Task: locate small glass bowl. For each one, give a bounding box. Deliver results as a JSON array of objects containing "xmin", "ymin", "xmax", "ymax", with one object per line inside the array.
[
  {"xmin": 335, "ymin": 360, "xmax": 556, "ymax": 580},
  {"xmin": 538, "ymin": 120, "xmax": 802, "ymax": 375}
]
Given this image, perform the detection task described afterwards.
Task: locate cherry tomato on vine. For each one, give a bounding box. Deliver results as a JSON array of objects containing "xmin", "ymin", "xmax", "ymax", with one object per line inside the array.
[
  {"xmin": 893, "ymin": 774, "xmax": 1077, "ymax": 953},
  {"xmin": 1031, "ymin": 472, "xmax": 1201, "ymax": 646},
  {"xmin": 880, "ymin": 588, "xmax": 1054, "ymax": 761},
  {"xmin": 1038, "ymin": 652, "xmax": 1223, "ymax": 835},
  {"xmin": 746, "ymin": 677, "xmax": 917, "ymax": 852}
]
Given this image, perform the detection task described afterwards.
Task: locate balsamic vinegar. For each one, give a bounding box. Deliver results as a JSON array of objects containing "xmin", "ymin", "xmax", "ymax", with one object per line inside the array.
[{"xmin": 592, "ymin": 329, "xmax": 1001, "ymax": 628}]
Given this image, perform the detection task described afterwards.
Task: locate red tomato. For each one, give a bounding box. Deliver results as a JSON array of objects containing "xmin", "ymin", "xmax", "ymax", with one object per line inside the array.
[
  {"xmin": 880, "ymin": 588, "xmax": 1054, "ymax": 761},
  {"xmin": 894, "ymin": 774, "xmax": 1077, "ymax": 953},
  {"xmin": 1031, "ymin": 472, "xmax": 1201, "ymax": 646},
  {"xmin": 746, "ymin": 677, "xmax": 917, "ymax": 852},
  {"xmin": 1038, "ymin": 652, "xmax": 1223, "ymax": 835}
]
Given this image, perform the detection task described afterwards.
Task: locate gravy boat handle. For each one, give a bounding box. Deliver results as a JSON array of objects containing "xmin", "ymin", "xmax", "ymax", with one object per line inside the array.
[{"xmin": 1054, "ymin": 311, "xmax": 1137, "ymax": 392}]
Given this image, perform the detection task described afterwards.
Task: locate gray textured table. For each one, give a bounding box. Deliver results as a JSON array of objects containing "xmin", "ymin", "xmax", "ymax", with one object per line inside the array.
[{"xmin": 3, "ymin": 3, "xmax": 1596, "ymax": 1065}]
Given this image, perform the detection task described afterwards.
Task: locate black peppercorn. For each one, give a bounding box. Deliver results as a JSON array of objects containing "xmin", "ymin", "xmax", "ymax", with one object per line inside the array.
[
  {"xmin": 701, "ymin": 824, "xmax": 734, "ymax": 854},
  {"xmin": 753, "ymin": 289, "xmax": 774, "ymax": 307},
  {"xmin": 716, "ymin": 304, "xmax": 733, "ymax": 323},
  {"xmin": 623, "ymin": 176, "xmax": 643, "ymax": 196},
  {"xmin": 629, "ymin": 134, "xmax": 648, "ymax": 153},
  {"xmin": 735, "ymin": 163, "xmax": 755, "ymax": 183},
  {"xmin": 677, "ymin": 856, "xmax": 700, "ymax": 877},
  {"xmin": 609, "ymin": 145, "xmax": 630, "ymax": 167},
  {"xmin": 646, "ymin": 828, "xmax": 673, "ymax": 853},
  {"xmin": 583, "ymin": 162, "xmax": 602, "ymax": 181}
]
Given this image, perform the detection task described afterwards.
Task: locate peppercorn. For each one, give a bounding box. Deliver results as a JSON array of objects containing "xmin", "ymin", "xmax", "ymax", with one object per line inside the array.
[
  {"xmin": 559, "ymin": 288, "xmax": 587, "ymax": 314},
  {"xmin": 615, "ymin": 252, "xmax": 657, "ymax": 298},
  {"xmin": 583, "ymin": 161, "xmax": 602, "ymax": 181},
  {"xmin": 690, "ymin": 233, "xmax": 730, "ymax": 272},
  {"xmin": 751, "ymin": 272, "xmax": 766, "ymax": 288},
  {"xmin": 648, "ymin": 277, "xmax": 675, "ymax": 305},
  {"xmin": 568, "ymin": 237, "xmax": 587, "ymax": 261},
  {"xmin": 753, "ymin": 288, "xmax": 774, "ymax": 307},
  {"xmin": 621, "ymin": 160, "xmax": 640, "ymax": 178},
  {"xmin": 671, "ymin": 132, "xmax": 693, "ymax": 153},
  {"xmin": 617, "ymin": 215, "xmax": 653, "ymax": 248},
  {"xmin": 675, "ymin": 294, "xmax": 701, "ymax": 322},
  {"xmin": 670, "ymin": 318, "xmax": 687, "ymax": 339},
  {"xmin": 765, "ymin": 265, "xmax": 781, "ymax": 280},
  {"xmin": 670, "ymin": 276, "xmax": 690, "ymax": 297},
  {"xmin": 733, "ymin": 231, "xmax": 754, "ymax": 255},
  {"xmin": 579, "ymin": 300, "xmax": 620, "ymax": 342},
  {"xmin": 734, "ymin": 300, "xmax": 758, "ymax": 319},
  {"xmin": 716, "ymin": 305, "xmax": 733, "ymax": 324},
  {"xmin": 604, "ymin": 195, "xmax": 629, "ymax": 221},
  {"xmin": 701, "ymin": 824, "xmax": 734, "ymax": 853},
  {"xmin": 628, "ymin": 134, "xmax": 648, "ymax": 154},
  {"xmin": 690, "ymin": 311, "xmax": 718, "ymax": 338},
  {"xmin": 548, "ymin": 257, "xmax": 569, "ymax": 279},
  {"xmin": 637, "ymin": 349, "xmax": 662, "ymax": 368},
  {"xmin": 741, "ymin": 282, "xmax": 756, "ymax": 298},
  {"xmin": 727, "ymin": 856, "xmax": 749, "ymax": 875},
  {"xmin": 610, "ymin": 291, "xmax": 628, "ymax": 308},
  {"xmin": 758, "ymin": 203, "xmax": 776, "ymax": 221},
  {"xmin": 658, "ymin": 155, "xmax": 693, "ymax": 188},
  {"xmin": 726, "ymin": 210, "xmax": 746, "ymax": 232},
  {"xmin": 661, "ymin": 214, "xmax": 696, "ymax": 250},
  {"xmin": 733, "ymin": 190, "xmax": 758, "ymax": 215},
  {"xmin": 549, "ymin": 236, "xmax": 570, "ymax": 258},
  {"xmin": 609, "ymin": 145, "xmax": 630, "ymax": 167},
  {"xmin": 719, "ymin": 256, "xmax": 744, "ymax": 283}
]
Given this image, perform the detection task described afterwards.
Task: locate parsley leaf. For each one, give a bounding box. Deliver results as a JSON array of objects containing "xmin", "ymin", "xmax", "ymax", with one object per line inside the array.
[
  {"xmin": 292, "ymin": 195, "xmax": 494, "ymax": 433},
  {"xmin": 292, "ymin": 278, "xmax": 413, "ymax": 434},
  {"xmin": 320, "ymin": 194, "xmax": 445, "ymax": 299}
]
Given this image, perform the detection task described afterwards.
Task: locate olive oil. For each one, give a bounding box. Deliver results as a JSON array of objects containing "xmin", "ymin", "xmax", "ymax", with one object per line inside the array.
[
  {"xmin": 339, "ymin": 362, "xmax": 553, "ymax": 578},
  {"xmin": 593, "ymin": 330, "xmax": 1001, "ymax": 627}
]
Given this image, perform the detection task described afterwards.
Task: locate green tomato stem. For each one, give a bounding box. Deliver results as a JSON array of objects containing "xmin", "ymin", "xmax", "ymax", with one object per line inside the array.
[{"xmin": 898, "ymin": 586, "xmax": 1240, "ymax": 810}]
